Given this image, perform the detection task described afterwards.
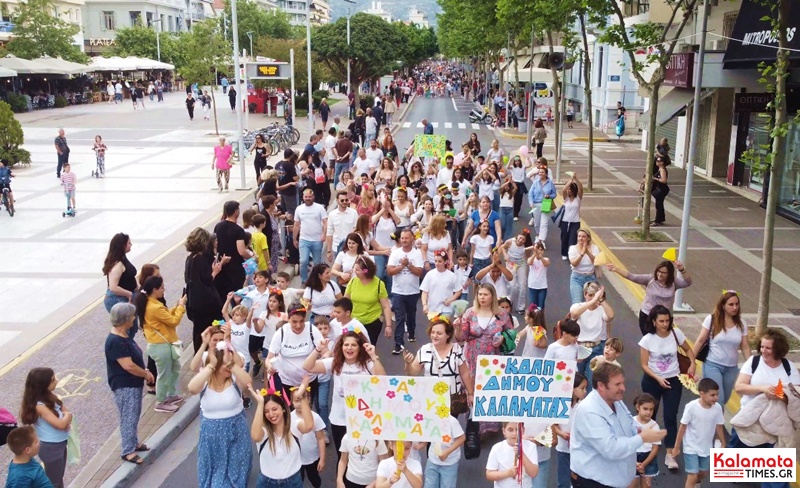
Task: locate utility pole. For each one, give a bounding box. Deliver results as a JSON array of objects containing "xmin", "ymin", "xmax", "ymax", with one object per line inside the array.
[
  {"xmin": 305, "ymin": 0, "xmax": 314, "ymax": 133},
  {"xmin": 231, "ymin": 0, "xmax": 247, "ymax": 189},
  {"xmin": 674, "ymin": 0, "xmax": 710, "ymax": 312}
]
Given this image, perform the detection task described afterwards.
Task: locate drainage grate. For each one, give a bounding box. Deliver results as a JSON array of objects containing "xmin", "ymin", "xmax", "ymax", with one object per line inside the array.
[{"xmin": 789, "ymin": 309, "xmax": 800, "ymax": 316}]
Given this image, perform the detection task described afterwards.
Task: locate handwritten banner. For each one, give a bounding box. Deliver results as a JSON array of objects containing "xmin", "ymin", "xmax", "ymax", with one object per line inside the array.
[
  {"xmin": 343, "ymin": 375, "xmax": 451, "ymax": 443},
  {"xmin": 414, "ymin": 134, "xmax": 447, "ymax": 159},
  {"xmin": 472, "ymin": 355, "xmax": 575, "ymax": 423}
]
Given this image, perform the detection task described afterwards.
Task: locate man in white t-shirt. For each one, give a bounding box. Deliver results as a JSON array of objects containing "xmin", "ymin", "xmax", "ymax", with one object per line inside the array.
[
  {"xmin": 569, "ymin": 283, "xmax": 615, "ymax": 391},
  {"xmin": 436, "ymin": 155, "xmax": 455, "ymax": 186},
  {"xmin": 294, "ymin": 188, "xmax": 328, "ymax": 283},
  {"xmin": 352, "ymin": 148, "xmax": 377, "ymax": 180},
  {"xmin": 326, "ymin": 191, "xmax": 358, "ymax": 260},
  {"xmin": 365, "ymin": 138, "xmax": 384, "ymax": 169},
  {"xmin": 387, "ymin": 229, "xmax": 424, "ymax": 355},
  {"xmin": 324, "ymin": 127, "xmax": 337, "ymax": 167}
]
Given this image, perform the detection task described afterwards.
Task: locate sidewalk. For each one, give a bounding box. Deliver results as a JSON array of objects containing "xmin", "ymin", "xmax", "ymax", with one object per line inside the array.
[
  {"xmin": 495, "ymin": 119, "xmax": 641, "ymax": 143},
  {"xmin": 68, "ymin": 90, "xmax": 419, "ymax": 488}
]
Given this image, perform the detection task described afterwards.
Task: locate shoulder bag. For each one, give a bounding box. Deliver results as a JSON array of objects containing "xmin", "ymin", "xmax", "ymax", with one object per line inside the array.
[
  {"xmin": 432, "ymin": 345, "xmax": 468, "ymax": 416},
  {"xmin": 672, "ymin": 329, "xmax": 692, "ymax": 375}
]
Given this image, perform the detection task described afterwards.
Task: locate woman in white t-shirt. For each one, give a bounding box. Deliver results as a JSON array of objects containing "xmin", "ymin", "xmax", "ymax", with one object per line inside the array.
[
  {"xmin": 302, "ymin": 331, "xmax": 385, "ymax": 457},
  {"xmin": 266, "ymin": 307, "xmax": 324, "ymax": 398},
  {"xmin": 421, "ymin": 215, "xmax": 453, "ymax": 269},
  {"xmin": 569, "ymin": 282, "xmax": 615, "ymax": 390},
  {"xmin": 559, "ymin": 174, "xmax": 583, "ymax": 260},
  {"xmin": 376, "ymin": 441, "xmax": 423, "ymax": 488},
  {"xmin": 567, "ymin": 229, "xmax": 600, "ymax": 305},
  {"xmin": 420, "ymin": 251, "xmax": 462, "ymax": 317},
  {"xmin": 332, "ymin": 234, "xmax": 372, "ymax": 288},
  {"xmin": 337, "ymin": 433, "xmax": 389, "ymax": 488},
  {"xmin": 303, "ymin": 263, "xmax": 343, "ymax": 321},
  {"xmin": 732, "ymin": 328, "xmax": 800, "ymax": 452},
  {"xmin": 692, "ymin": 291, "xmax": 752, "ymax": 407},
  {"xmin": 638, "ymin": 305, "xmax": 696, "ymax": 468},
  {"xmin": 188, "ymin": 343, "xmax": 253, "ymax": 488},
  {"xmin": 469, "ymin": 219, "xmax": 495, "ymax": 278},
  {"xmin": 247, "ymin": 376, "xmax": 314, "ymax": 488}
]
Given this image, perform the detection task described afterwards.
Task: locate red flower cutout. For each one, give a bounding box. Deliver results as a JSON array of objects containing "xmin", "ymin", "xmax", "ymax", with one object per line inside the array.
[
  {"xmin": 365, "ymin": 410, "xmax": 374, "ymax": 419},
  {"xmin": 556, "ymin": 361, "xmax": 566, "ymax": 371},
  {"xmin": 492, "ymin": 359, "xmax": 499, "ymax": 365},
  {"xmin": 386, "ymin": 391, "xmax": 396, "ymax": 399},
  {"xmin": 373, "ymin": 427, "xmax": 382, "ymax": 435},
  {"xmin": 442, "ymin": 435, "xmax": 452, "ymax": 443}
]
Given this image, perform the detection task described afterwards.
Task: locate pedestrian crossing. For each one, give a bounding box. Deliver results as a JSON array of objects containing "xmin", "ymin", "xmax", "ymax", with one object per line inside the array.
[{"xmin": 401, "ymin": 121, "xmax": 482, "ymax": 130}]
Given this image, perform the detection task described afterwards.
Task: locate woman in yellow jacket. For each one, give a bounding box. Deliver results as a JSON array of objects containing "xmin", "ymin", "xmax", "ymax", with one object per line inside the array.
[{"xmin": 135, "ymin": 275, "xmax": 187, "ymax": 413}]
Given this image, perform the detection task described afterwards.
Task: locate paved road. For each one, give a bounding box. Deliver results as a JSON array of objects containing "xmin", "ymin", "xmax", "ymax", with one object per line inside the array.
[{"xmin": 135, "ymin": 96, "xmax": 708, "ymax": 487}]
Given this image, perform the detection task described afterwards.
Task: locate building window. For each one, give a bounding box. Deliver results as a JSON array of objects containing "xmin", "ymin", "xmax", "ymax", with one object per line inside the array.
[
  {"xmin": 597, "ymin": 46, "xmax": 603, "ymax": 88},
  {"xmin": 637, "ymin": 0, "xmax": 649, "ymax": 14},
  {"xmin": 168, "ymin": 16, "xmax": 174, "ymax": 32},
  {"xmin": 146, "ymin": 11, "xmax": 153, "ymax": 27},
  {"xmin": 102, "ymin": 11, "xmax": 115, "ymax": 30},
  {"xmin": 130, "ymin": 11, "xmax": 141, "ymax": 26},
  {"xmin": 719, "ymin": 11, "xmax": 738, "ymax": 50}
]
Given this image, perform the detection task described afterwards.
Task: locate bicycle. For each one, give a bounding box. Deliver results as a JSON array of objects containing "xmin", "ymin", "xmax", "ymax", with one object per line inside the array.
[{"xmin": 1, "ymin": 185, "xmax": 14, "ymax": 217}]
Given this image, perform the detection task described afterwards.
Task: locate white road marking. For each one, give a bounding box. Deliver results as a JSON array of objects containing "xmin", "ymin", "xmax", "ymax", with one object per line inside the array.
[
  {"xmin": 458, "ymin": 123, "xmax": 466, "ymax": 129},
  {"xmin": 416, "ymin": 122, "xmax": 424, "ymax": 128},
  {"xmin": 472, "ymin": 123, "xmax": 480, "ymax": 130},
  {"xmin": 403, "ymin": 122, "xmax": 411, "ymax": 128},
  {"xmin": 445, "ymin": 122, "xmax": 453, "ymax": 129},
  {"xmin": 432, "ymin": 122, "xmax": 439, "ymax": 128},
  {"xmin": 452, "ymin": 96, "xmax": 458, "ymax": 112}
]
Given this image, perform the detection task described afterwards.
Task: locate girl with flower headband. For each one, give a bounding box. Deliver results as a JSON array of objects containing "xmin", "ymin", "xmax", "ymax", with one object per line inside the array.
[
  {"xmin": 420, "ymin": 250, "xmax": 462, "ymax": 318},
  {"xmin": 302, "ymin": 331, "xmax": 384, "ymax": 458},
  {"xmin": 187, "ymin": 340, "xmax": 253, "ymax": 487},
  {"xmin": 247, "ymin": 374, "xmax": 314, "ymax": 488},
  {"xmin": 502, "ymin": 228, "xmax": 534, "ymax": 313}
]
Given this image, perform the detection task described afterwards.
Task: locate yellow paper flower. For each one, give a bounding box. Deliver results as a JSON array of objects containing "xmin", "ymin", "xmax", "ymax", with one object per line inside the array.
[
  {"xmin": 352, "ymin": 431, "xmax": 361, "ymax": 439},
  {"xmin": 345, "ymin": 395, "xmax": 357, "ymax": 409},
  {"xmin": 435, "ymin": 405, "xmax": 450, "ymax": 419},
  {"xmin": 259, "ymin": 388, "xmax": 267, "ymax": 396},
  {"xmin": 479, "ymin": 358, "xmax": 490, "ymax": 367},
  {"xmin": 433, "ymin": 381, "xmax": 449, "ymax": 396},
  {"xmin": 370, "ymin": 376, "xmax": 380, "ymax": 385}
]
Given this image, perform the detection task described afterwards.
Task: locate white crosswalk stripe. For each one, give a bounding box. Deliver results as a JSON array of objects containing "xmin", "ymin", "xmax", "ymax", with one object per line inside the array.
[
  {"xmin": 432, "ymin": 122, "xmax": 439, "ymax": 128},
  {"xmin": 416, "ymin": 122, "xmax": 424, "ymax": 128},
  {"xmin": 472, "ymin": 123, "xmax": 480, "ymax": 130},
  {"xmin": 444, "ymin": 122, "xmax": 452, "ymax": 128},
  {"xmin": 458, "ymin": 123, "xmax": 466, "ymax": 129},
  {"xmin": 403, "ymin": 122, "xmax": 411, "ymax": 128}
]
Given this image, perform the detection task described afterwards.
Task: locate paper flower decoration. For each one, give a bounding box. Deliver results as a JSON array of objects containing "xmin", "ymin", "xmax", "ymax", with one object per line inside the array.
[
  {"xmin": 389, "ymin": 378, "xmax": 399, "ymax": 387},
  {"xmin": 259, "ymin": 388, "xmax": 267, "ymax": 396},
  {"xmin": 345, "ymin": 395, "xmax": 357, "ymax": 408},
  {"xmin": 352, "ymin": 431, "xmax": 361, "ymax": 439},
  {"xmin": 479, "ymin": 358, "xmax": 490, "ymax": 367},
  {"xmin": 365, "ymin": 410, "xmax": 374, "ymax": 419},
  {"xmin": 414, "ymin": 413, "xmax": 424, "ymax": 422},
  {"xmin": 556, "ymin": 361, "xmax": 567, "ymax": 371},
  {"xmin": 435, "ymin": 405, "xmax": 450, "ymax": 419},
  {"xmin": 212, "ymin": 320, "xmax": 225, "ymax": 327},
  {"xmin": 408, "ymin": 379, "xmax": 416, "ymax": 386},
  {"xmin": 403, "ymin": 394, "xmax": 413, "ymax": 402},
  {"xmin": 372, "ymin": 427, "xmax": 382, "ymax": 435},
  {"xmin": 370, "ymin": 376, "xmax": 380, "ymax": 385},
  {"xmin": 386, "ymin": 391, "xmax": 396, "ymax": 399},
  {"xmin": 442, "ymin": 435, "xmax": 452, "ymax": 444},
  {"xmin": 433, "ymin": 381, "xmax": 450, "ymax": 396}
]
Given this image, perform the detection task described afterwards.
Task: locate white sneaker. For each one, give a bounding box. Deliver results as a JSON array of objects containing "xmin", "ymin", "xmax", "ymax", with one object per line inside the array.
[
  {"xmin": 154, "ymin": 401, "xmax": 179, "ymax": 413},
  {"xmin": 513, "ymin": 217, "xmax": 519, "ymax": 221},
  {"xmin": 665, "ymin": 453, "xmax": 679, "ymax": 470},
  {"xmin": 528, "ymin": 218, "xmax": 534, "ymax": 226},
  {"xmin": 562, "ymin": 256, "xmax": 568, "ymax": 261},
  {"xmin": 324, "ymin": 430, "xmax": 331, "ymax": 445}
]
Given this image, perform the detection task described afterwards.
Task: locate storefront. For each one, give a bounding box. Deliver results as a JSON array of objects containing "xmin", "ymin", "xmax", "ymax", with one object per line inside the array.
[{"xmin": 723, "ymin": 0, "xmax": 800, "ymax": 223}]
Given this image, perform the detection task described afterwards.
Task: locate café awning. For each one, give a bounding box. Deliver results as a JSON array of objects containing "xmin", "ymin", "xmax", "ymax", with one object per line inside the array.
[
  {"xmin": 89, "ymin": 56, "xmax": 175, "ymax": 71},
  {"xmin": 0, "ymin": 54, "xmax": 67, "ymax": 74},
  {"xmin": 0, "ymin": 66, "xmax": 17, "ymax": 77},
  {"xmin": 33, "ymin": 56, "xmax": 90, "ymax": 74}
]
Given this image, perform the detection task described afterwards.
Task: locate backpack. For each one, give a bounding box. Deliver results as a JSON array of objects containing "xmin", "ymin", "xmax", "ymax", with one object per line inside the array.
[
  {"xmin": 498, "ymin": 329, "xmax": 518, "ymax": 356},
  {"xmin": 0, "ymin": 407, "xmax": 17, "ymax": 447},
  {"xmin": 751, "ymin": 355, "xmax": 791, "ymax": 375},
  {"xmin": 258, "ymin": 431, "xmax": 301, "ymax": 456}
]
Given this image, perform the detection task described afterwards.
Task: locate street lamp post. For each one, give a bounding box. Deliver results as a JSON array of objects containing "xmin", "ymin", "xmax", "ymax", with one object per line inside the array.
[
  {"xmin": 231, "ymin": 0, "xmax": 247, "ymax": 189},
  {"xmin": 342, "ymin": 0, "xmax": 355, "ymax": 96},
  {"xmin": 246, "ymin": 31, "xmax": 254, "ymax": 58},
  {"xmin": 305, "ymin": 0, "xmax": 313, "ymax": 132},
  {"xmin": 152, "ymin": 18, "xmax": 162, "ymax": 62}
]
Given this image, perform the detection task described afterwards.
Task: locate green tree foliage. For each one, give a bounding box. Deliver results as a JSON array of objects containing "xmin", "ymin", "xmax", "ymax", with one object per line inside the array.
[
  {"xmin": 110, "ymin": 23, "xmax": 186, "ymax": 68},
  {"xmin": 180, "ymin": 20, "xmax": 231, "ymax": 134},
  {"xmin": 394, "ymin": 22, "xmax": 439, "ymax": 69},
  {"xmin": 252, "ymin": 37, "xmax": 331, "ymax": 95},
  {"xmin": 7, "ymin": 0, "xmax": 88, "ymax": 63},
  {"xmin": 221, "ymin": 0, "xmax": 294, "ymax": 51},
  {"xmin": 310, "ymin": 13, "xmax": 408, "ymax": 84},
  {"xmin": 0, "ymin": 101, "xmax": 31, "ymax": 166},
  {"xmin": 437, "ymin": 0, "xmax": 505, "ymax": 58}
]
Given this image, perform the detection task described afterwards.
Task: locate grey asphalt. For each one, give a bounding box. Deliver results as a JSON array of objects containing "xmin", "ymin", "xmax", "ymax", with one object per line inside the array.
[{"xmin": 136, "ymin": 96, "xmax": 719, "ymax": 488}]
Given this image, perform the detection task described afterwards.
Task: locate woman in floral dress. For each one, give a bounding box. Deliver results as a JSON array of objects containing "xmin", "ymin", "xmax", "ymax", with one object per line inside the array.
[{"xmin": 455, "ymin": 282, "xmax": 514, "ymax": 434}]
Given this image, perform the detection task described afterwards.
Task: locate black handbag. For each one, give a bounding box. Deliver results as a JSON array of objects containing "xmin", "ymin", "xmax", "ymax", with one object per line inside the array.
[
  {"xmin": 696, "ymin": 337, "xmax": 710, "ymax": 362},
  {"xmin": 185, "ymin": 255, "xmax": 221, "ymax": 316},
  {"xmin": 464, "ymin": 413, "xmax": 481, "ymax": 459}
]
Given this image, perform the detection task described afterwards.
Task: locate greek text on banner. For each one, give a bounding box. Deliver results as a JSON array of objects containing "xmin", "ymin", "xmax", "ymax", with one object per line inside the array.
[
  {"xmin": 343, "ymin": 375, "xmax": 452, "ymax": 443},
  {"xmin": 471, "ymin": 355, "xmax": 575, "ymax": 423}
]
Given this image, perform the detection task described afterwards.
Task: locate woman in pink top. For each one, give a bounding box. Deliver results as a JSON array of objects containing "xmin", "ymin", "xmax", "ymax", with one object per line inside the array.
[
  {"xmin": 606, "ymin": 259, "xmax": 691, "ymax": 335},
  {"xmin": 211, "ymin": 137, "xmax": 233, "ymax": 192}
]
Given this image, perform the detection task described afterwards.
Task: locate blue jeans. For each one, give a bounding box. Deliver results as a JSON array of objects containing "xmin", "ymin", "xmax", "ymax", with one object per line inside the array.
[
  {"xmin": 423, "ymin": 461, "xmax": 459, "ymax": 488},
  {"xmin": 299, "ymin": 239, "xmax": 323, "ymax": 283},
  {"xmin": 392, "ymin": 293, "xmax": 419, "ymax": 348},
  {"xmin": 577, "ymin": 340, "xmax": 605, "ymax": 392},
  {"xmin": 641, "ymin": 374, "xmax": 682, "ymax": 448},
  {"xmin": 373, "ymin": 254, "xmax": 392, "ymax": 295},
  {"xmin": 317, "ymin": 379, "xmax": 331, "ymax": 430},
  {"xmin": 491, "ymin": 195, "xmax": 500, "ymax": 214},
  {"xmin": 556, "ymin": 451, "xmax": 570, "ymax": 488},
  {"xmin": 702, "ymin": 359, "xmax": 739, "ymax": 407},
  {"xmin": 471, "ymin": 258, "xmax": 491, "ymax": 279},
  {"xmin": 527, "ymin": 288, "xmax": 548, "ymax": 311},
  {"xmin": 257, "ymin": 471, "xmax": 303, "ymax": 488},
  {"xmin": 569, "ymin": 271, "xmax": 596, "ymax": 305},
  {"xmin": 333, "ymin": 162, "xmax": 348, "ymax": 188},
  {"xmin": 531, "ymin": 458, "xmax": 549, "ymax": 488},
  {"xmin": 728, "ymin": 429, "xmax": 789, "ymax": 488},
  {"xmin": 104, "ymin": 290, "xmax": 138, "ymax": 338},
  {"xmin": 365, "ymin": 132, "xmax": 376, "ymax": 144},
  {"xmin": 499, "ymin": 207, "xmax": 514, "ymax": 240}
]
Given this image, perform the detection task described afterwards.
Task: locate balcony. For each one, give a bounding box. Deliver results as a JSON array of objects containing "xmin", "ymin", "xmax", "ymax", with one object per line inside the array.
[{"xmin": 620, "ymin": 0, "xmax": 682, "ymax": 26}]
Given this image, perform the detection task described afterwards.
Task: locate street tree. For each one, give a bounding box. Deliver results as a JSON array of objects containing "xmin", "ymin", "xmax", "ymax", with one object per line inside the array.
[
  {"xmin": 111, "ymin": 23, "xmax": 186, "ymax": 68},
  {"xmin": 253, "ymin": 37, "xmax": 331, "ymax": 102},
  {"xmin": 0, "ymin": 101, "xmax": 31, "ymax": 167},
  {"xmin": 180, "ymin": 20, "xmax": 231, "ymax": 135},
  {"xmin": 600, "ymin": 0, "xmax": 700, "ymax": 239},
  {"xmin": 311, "ymin": 13, "xmax": 407, "ymax": 108},
  {"xmin": 7, "ymin": 0, "xmax": 88, "ymax": 63},
  {"xmin": 221, "ymin": 0, "xmax": 294, "ymax": 54},
  {"xmin": 394, "ymin": 22, "xmax": 439, "ymax": 70}
]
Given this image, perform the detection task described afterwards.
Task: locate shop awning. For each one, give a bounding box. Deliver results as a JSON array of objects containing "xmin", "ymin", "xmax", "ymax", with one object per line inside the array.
[
  {"xmin": 639, "ymin": 87, "xmax": 714, "ymax": 127},
  {"xmin": 723, "ymin": 0, "xmax": 800, "ymax": 69},
  {"xmin": 0, "ymin": 66, "xmax": 17, "ymax": 77},
  {"xmin": 33, "ymin": 56, "xmax": 90, "ymax": 74},
  {"xmin": 516, "ymin": 68, "xmax": 559, "ymax": 84},
  {"xmin": 89, "ymin": 56, "xmax": 175, "ymax": 71},
  {"xmin": 0, "ymin": 54, "xmax": 67, "ymax": 74}
]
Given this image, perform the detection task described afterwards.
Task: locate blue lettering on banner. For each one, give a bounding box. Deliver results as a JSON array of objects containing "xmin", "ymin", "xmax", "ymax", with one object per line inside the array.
[
  {"xmin": 474, "ymin": 396, "xmax": 570, "ymax": 419},
  {"xmin": 483, "ymin": 375, "xmax": 554, "ymax": 393},
  {"xmin": 504, "ymin": 357, "xmax": 555, "ymax": 376}
]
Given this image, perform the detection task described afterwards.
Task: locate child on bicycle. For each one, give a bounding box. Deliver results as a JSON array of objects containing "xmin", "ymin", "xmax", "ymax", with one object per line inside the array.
[{"xmin": 0, "ymin": 159, "xmax": 14, "ymax": 211}]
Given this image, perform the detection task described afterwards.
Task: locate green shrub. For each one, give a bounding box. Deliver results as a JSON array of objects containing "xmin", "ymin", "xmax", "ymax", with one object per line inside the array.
[
  {"xmin": 54, "ymin": 96, "xmax": 68, "ymax": 108},
  {"xmin": 312, "ymin": 89, "xmax": 330, "ymax": 100},
  {"xmin": 6, "ymin": 93, "xmax": 28, "ymax": 113},
  {"xmin": 0, "ymin": 101, "xmax": 31, "ymax": 167}
]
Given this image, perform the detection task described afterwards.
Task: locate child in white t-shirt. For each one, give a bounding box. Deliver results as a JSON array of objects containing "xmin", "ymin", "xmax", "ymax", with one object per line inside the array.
[
  {"xmin": 515, "ymin": 306, "xmax": 547, "ymax": 358},
  {"xmin": 290, "ymin": 388, "xmax": 326, "ymax": 488},
  {"xmin": 425, "ymin": 415, "xmax": 465, "ymax": 487},
  {"xmin": 544, "ymin": 318, "xmax": 580, "ymax": 362},
  {"xmin": 589, "ymin": 337, "xmax": 624, "ymax": 371},
  {"xmin": 375, "ymin": 441, "xmax": 423, "ymax": 488},
  {"xmin": 337, "ymin": 434, "xmax": 389, "ymax": 487},
  {"xmin": 486, "ymin": 423, "xmax": 539, "ymax": 488},
  {"xmin": 222, "ymin": 294, "xmax": 259, "ymax": 371},
  {"xmin": 671, "ymin": 378, "xmax": 726, "ymax": 486},
  {"xmin": 631, "ymin": 393, "xmax": 661, "ymax": 487},
  {"xmin": 453, "ymin": 251, "xmax": 473, "ymax": 300},
  {"xmin": 552, "ymin": 373, "xmax": 587, "ymax": 488}
]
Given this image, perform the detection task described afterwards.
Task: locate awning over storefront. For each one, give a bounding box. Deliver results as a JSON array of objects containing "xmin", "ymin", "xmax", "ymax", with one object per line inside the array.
[
  {"xmin": 33, "ymin": 56, "xmax": 90, "ymax": 74},
  {"xmin": 0, "ymin": 54, "xmax": 67, "ymax": 74},
  {"xmin": 639, "ymin": 87, "xmax": 714, "ymax": 127},
  {"xmin": 723, "ymin": 0, "xmax": 800, "ymax": 69},
  {"xmin": 89, "ymin": 56, "xmax": 175, "ymax": 71},
  {"xmin": 0, "ymin": 67, "xmax": 17, "ymax": 77}
]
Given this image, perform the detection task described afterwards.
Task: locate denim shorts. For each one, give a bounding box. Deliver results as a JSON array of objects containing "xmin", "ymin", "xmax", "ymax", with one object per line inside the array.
[
  {"xmin": 636, "ymin": 451, "xmax": 659, "ymax": 477},
  {"xmin": 684, "ymin": 453, "xmax": 709, "ymax": 474}
]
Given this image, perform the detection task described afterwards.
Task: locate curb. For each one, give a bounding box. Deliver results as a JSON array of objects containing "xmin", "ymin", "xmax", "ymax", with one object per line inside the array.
[
  {"xmin": 495, "ymin": 128, "xmax": 528, "ymax": 140},
  {"xmin": 390, "ymin": 94, "xmax": 417, "ymax": 137},
  {"xmin": 571, "ymin": 136, "xmax": 611, "ymax": 142},
  {"xmin": 100, "ymin": 395, "xmax": 200, "ymax": 488}
]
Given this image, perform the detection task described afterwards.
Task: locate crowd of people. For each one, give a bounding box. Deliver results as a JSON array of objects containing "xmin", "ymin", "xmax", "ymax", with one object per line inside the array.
[{"xmin": 3, "ymin": 64, "xmax": 798, "ymax": 488}]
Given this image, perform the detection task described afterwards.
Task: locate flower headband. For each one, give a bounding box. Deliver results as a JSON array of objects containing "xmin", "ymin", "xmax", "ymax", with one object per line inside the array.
[
  {"xmin": 212, "ymin": 319, "xmax": 225, "ymax": 327},
  {"xmin": 522, "ymin": 228, "xmax": 530, "ymax": 235},
  {"xmin": 434, "ymin": 249, "xmax": 448, "ymax": 259},
  {"xmin": 431, "ymin": 314, "xmax": 450, "ymax": 325},
  {"xmin": 289, "ymin": 386, "xmax": 311, "ymax": 392},
  {"xmin": 527, "ymin": 303, "xmax": 539, "ymax": 313},
  {"xmin": 723, "ymin": 289, "xmax": 738, "ymax": 296},
  {"xmin": 259, "ymin": 387, "xmax": 281, "ymax": 397},
  {"xmin": 288, "ymin": 306, "xmax": 307, "ymax": 316},
  {"xmin": 342, "ymin": 322, "xmax": 365, "ymax": 336},
  {"xmin": 269, "ymin": 288, "xmax": 282, "ymax": 296}
]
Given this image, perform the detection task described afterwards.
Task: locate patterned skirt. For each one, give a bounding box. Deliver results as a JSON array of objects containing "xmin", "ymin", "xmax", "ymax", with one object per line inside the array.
[{"xmin": 197, "ymin": 411, "xmax": 252, "ymax": 488}]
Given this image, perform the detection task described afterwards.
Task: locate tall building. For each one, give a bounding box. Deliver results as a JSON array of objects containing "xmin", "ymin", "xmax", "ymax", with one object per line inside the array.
[
  {"xmin": 363, "ymin": 1, "xmax": 390, "ymax": 23},
  {"xmin": 82, "ymin": 0, "xmax": 188, "ymax": 54},
  {"xmin": 279, "ymin": 0, "xmax": 329, "ymax": 26},
  {"xmin": 0, "ymin": 0, "xmax": 85, "ymax": 50},
  {"xmin": 407, "ymin": 6, "xmax": 427, "ymax": 28}
]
